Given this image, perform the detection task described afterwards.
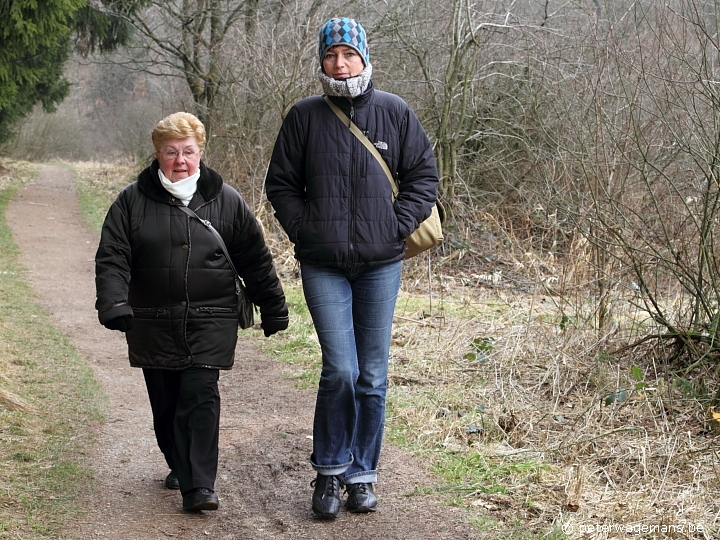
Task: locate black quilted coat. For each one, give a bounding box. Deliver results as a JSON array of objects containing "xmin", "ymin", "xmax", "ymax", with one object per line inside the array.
[
  {"xmin": 95, "ymin": 160, "xmax": 287, "ymax": 370},
  {"xmin": 265, "ymin": 83, "xmax": 439, "ymax": 267}
]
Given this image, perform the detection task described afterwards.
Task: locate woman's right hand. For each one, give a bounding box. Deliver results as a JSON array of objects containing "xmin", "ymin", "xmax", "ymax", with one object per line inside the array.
[{"xmin": 103, "ymin": 315, "xmax": 134, "ymax": 332}]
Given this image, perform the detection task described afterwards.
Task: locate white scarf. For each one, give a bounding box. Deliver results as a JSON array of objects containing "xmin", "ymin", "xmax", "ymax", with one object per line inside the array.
[{"xmin": 159, "ymin": 169, "xmax": 200, "ymax": 206}]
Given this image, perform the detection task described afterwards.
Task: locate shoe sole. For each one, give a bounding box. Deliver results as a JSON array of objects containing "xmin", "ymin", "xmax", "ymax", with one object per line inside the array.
[
  {"xmin": 184, "ymin": 498, "xmax": 219, "ymax": 511},
  {"xmin": 184, "ymin": 501, "xmax": 219, "ymax": 511},
  {"xmin": 312, "ymin": 508, "xmax": 339, "ymax": 519},
  {"xmin": 348, "ymin": 505, "xmax": 377, "ymax": 513}
]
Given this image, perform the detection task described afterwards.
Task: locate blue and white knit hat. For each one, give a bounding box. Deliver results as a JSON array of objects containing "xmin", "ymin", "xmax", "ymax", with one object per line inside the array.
[{"xmin": 318, "ymin": 17, "xmax": 369, "ymax": 66}]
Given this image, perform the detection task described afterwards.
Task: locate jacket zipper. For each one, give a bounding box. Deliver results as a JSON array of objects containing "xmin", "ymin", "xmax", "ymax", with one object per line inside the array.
[
  {"xmin": 132, "ymin": 307, "xmax": 168, "ymax": 317},
  {"xmin": 196, "ymin": 306, "xmax": 234, "ymax": 314},
  {"xmin": 349, "ymin": 102, "xmax": 357, "ymax": 263}
]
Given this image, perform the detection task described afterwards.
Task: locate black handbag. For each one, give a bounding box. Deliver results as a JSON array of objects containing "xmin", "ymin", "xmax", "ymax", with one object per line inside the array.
[{"xmin": 177, "ymin": 205, "xmax": 255, "ymax": 329}]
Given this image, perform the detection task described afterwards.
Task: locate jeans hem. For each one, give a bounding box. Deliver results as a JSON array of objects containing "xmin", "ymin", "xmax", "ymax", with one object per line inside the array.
[
  {"xmin": 310, "ymin": 455, "xmax": 353, "ymax": 477},
  {"xmin": 344, "ymin": 470, "xmax": 377, "ymax": 484}
]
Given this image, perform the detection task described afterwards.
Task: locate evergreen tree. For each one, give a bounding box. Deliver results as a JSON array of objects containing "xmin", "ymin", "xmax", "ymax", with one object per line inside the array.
[{"xmin": 0, "ymin": 0, "xmax": 131, "ymax": 145}]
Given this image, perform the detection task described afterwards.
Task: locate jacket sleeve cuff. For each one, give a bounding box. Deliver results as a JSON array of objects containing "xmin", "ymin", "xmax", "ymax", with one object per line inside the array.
[{"xmin": 98, "ymin": 303, "xmax": 134, "ymax": 324}]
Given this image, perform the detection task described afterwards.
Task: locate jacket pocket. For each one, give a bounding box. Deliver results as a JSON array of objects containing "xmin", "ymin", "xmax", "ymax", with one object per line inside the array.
[
  {"xmin": 293, "ymin": 205, "xmax": 309, "ymax": 245},
  {"xmin": 194, "ymin": 306, "xmax": 235, "ymax": 316},
  {"xmin": 132, "ymin": 307, "xmax": 169, "ymax": 318}
]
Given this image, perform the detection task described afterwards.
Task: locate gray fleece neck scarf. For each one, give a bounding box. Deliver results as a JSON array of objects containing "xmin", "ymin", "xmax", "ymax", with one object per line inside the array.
[{"xmin": 319, "ymin": 63, "xmax": 373, "ymax": 98}]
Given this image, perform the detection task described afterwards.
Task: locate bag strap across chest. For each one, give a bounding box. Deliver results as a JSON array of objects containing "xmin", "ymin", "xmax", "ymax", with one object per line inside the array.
[
  {"xmin": 323, "ymin": 95, "xmax": 400, "ymax": 200},
  {"xmin": 176, "ymin": 204, "xmax": 242, "ymax": 295}
]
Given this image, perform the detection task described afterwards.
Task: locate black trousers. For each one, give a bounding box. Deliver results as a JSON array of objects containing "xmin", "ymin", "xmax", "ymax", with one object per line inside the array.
[{"xmin": 142, "ymin": 367, "xmax": 221, "ymax": 495}]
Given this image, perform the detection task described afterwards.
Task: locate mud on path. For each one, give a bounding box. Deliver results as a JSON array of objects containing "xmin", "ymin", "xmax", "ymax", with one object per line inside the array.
[{"xmin": 6, "ymin": 165, "xmax": 480, "ymax": 539}]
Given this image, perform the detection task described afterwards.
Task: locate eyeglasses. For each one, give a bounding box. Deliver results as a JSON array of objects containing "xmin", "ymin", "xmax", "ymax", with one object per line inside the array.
[{"xmin": 160, "ymin": 149, "xmax": 200, "ymax": 160}]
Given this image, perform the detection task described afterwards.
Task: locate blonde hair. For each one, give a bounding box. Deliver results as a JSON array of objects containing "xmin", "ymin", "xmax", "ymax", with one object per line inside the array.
[{"xmin": 152, "ymin": 112, "xmax": 206, "ymax": 151}]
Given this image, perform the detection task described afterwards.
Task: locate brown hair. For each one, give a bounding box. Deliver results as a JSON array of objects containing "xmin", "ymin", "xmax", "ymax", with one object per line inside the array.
[{"xmin": 151, "ymin": 112, "xmax": 206, "ymax": 151}]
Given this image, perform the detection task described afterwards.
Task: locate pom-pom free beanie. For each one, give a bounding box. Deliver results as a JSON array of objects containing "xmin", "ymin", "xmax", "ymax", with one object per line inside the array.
[{"xmin": 318, "ymin": 17, "xmax": 369, "ymax": 66}]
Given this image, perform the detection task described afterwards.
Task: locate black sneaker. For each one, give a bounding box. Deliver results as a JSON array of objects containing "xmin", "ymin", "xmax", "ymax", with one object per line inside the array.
[
  {"xmin": 182, "ymin": 488, "xmax": 219, "ymax": 511},
  {"xmin": 164, "ymin": 470, "xmax": 180, "ymax": 490},
  {"xmin": 311, "ymin": 474, "xmax": 344, "ymax": 519},
  {"xmin": 345, "ymin": 482, "xmax": 377, "ymax": 513}
]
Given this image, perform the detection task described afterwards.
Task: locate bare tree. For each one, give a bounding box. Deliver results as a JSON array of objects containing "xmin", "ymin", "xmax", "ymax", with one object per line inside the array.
[
  {"xmin": 379, "ymin": 0, "xmax": 479, "ymax": 201},
  {"xmin": 542, "ymin": 0, "xmax": 720, "ymax": 361},
  {"xmin": 209, "ymin": 0, "xmax": 329, "ymax": 204},
  {"xmin": 106, "ymin": 0, "xmax": 262, "ymax": 139}
]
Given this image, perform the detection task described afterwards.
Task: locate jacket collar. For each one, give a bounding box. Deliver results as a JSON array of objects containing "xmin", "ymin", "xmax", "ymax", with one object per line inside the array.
[
  {"xmin": 353, "ymin": 79, "xmax": 374, "ymax": 107},
  {"xmin": 326, "ymin": 80, "xmax": 374, "ymax": 116},
  {"xmin": 138, "ymin": 160, "xmax": 223, "ymax": 205}
]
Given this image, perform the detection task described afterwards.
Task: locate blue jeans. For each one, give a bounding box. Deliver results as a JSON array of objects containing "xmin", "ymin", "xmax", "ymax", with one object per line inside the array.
[{"xmin": 301, "ymin": 262, "xmax": 402, "ymax": 484}]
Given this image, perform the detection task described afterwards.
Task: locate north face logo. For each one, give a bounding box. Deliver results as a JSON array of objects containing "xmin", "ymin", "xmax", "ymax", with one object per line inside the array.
[{"xmin": 374, "ymin": 141, "xmax": 388, "ymax": 150}]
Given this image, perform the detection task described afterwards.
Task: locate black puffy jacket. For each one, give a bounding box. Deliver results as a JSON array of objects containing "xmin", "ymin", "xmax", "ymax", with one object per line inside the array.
[
  {"xmin": 95, "ymin": 160, "xmax": 288, "ymax": 370},
  {"xmin": 265, "ymin": 83, "xmax": 439, "ymax": 267}
]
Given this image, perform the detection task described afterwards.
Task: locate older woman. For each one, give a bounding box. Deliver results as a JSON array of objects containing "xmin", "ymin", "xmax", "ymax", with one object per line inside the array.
[
  {"xmin": 95, "ymin": 112, "xmax": 288, "ymax": 512},
  {"xmin": 265, "ymin": 18, "xmax": 439, "ymax": 518}
]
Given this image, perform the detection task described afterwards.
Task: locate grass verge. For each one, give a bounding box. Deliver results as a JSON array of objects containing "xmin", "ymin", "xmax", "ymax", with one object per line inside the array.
[{"xmin": 0, "ymin": 159, "xmax": 105, "ymax": 538}]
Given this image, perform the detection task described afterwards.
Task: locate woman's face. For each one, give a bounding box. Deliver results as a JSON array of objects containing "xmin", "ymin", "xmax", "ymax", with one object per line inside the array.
[
  {"xmin": 156, "ymin": 137, "xmax": 202, "ymax": 182},
  {"xmin": 322, "ymin": 45, "xmax": 365, "ymax": 79}
]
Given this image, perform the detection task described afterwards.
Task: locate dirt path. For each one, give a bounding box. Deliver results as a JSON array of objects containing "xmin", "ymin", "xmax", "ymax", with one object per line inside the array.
[{"xmin": 6, "ymin": 165, "xmax": 481, "ymax": 539}]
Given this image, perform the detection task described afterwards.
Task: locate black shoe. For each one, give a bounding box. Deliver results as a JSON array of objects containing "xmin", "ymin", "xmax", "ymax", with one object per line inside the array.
[
  {"xmin": 346, "ymin": 482, "xmax": 377, "ymax": 513},
  {"xmin": 182, "ymin": 488, "xmax": 219, "ymax": 511},
  {"xmin": 311, "ymin": 474, "xmax": 344, "ymax": 519},
  {"xmin": 164, "ymin": 470, "xmax": 180, "ymax": 490}
]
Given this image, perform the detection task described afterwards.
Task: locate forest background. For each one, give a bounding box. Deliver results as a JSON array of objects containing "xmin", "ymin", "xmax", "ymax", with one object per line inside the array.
[{"xmin": 3, "ymin": 0, "xmax": 720, "ymax": 538}]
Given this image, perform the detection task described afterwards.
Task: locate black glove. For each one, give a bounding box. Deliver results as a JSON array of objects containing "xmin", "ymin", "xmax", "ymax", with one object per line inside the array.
[
  {"xmin": 103, "ymin": 315, "xmax": 134, "ymax": 332},
  {"xmin": 261, "ymin": 315, "xmax": 289, "ymax": 337}
]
